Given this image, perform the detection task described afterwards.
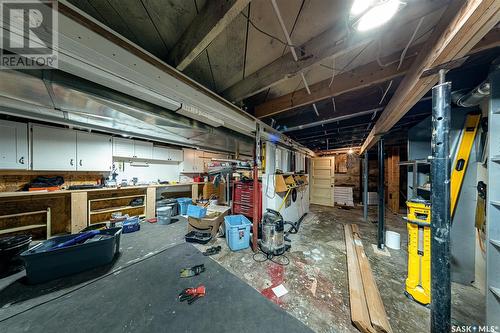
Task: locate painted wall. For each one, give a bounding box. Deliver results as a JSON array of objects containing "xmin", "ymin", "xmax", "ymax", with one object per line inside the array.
[{"xmin": 112, "ymin": 159, "xmax": 180, "ymax": 184}]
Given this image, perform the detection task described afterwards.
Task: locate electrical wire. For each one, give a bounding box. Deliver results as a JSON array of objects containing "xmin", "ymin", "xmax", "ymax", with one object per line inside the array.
[
  {"xmin": 240, "ymin": 11, "xmax": 304, "ymax": 52},
  {"xmin": 252, "ymin": 251, "xmax": 290, "ymax": 266},
  {"xmin": 397, "ymin": 16, "xmax": 424, "ymax": 70}
]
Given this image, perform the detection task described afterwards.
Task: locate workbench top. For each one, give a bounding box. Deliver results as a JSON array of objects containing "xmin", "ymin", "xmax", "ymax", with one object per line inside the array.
[{"xmin": 0, "ymin": 182, "xmax": 206, "ymax": 198}]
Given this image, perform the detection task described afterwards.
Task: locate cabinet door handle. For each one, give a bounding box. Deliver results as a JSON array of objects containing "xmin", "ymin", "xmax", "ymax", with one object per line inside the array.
[
  {"xmin": 19, "ymin": 157, "xmax": 24, "ymax": 164},
  {"xmin": 70, "ymin": 159, "xmax": 74, "ymax": 166},
  {"xmin": 79, "ymin": 160, "xmax": 83, "ymax": 166}
]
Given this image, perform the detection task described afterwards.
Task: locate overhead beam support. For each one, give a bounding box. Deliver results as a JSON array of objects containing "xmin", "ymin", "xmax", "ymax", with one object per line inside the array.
[
  {"xmin": 222, "ymin": 0, "xmax": 449, "ymax": 102},
  {"xmin": 360, "ymin": 0, "xmax": 500, "ymax": 153},
  {"xmin": 255, "ymin": 28, "xmax": 500, "ymax": 119},
  {"xmin": 168, "ymin": 0, "xmax": 251, "ymax": 71}
]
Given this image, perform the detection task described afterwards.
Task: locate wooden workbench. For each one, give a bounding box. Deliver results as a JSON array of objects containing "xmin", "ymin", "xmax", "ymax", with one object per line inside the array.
[{"xmin": 0, "ymin": 183, "xmax": 206, "ymax": 236}]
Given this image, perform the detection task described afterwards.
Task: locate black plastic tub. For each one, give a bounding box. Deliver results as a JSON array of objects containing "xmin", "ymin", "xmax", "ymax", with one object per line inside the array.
[
  {"xmin": 20, "ymin": 227, "xmax": 122, "ymax": 284},
  {"xmin": 0, "ymin": 234, "xmax": 32, "ymax": 274}
]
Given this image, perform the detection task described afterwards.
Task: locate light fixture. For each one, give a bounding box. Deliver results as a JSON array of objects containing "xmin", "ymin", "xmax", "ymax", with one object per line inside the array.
[
  {"xmin": 348, "ymin": 148, "xmax": 354, "ymax": 154},
  {"xmin": 351, "ymin": 0, "xmax": 401, "ymax": 31}
]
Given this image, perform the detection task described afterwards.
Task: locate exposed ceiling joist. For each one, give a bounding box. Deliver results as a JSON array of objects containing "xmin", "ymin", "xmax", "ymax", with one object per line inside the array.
[
  {"xmin": 222, "ymin": 0, "xmax": 449, "ymax": 102},
  {"xmin": 254, "ymin": 28, "xmax": 499, "ymax": 119},
  {"xmin": 360, "ymin": 0, "xmax": 500, "ymax": 153},
  {"xmin": 168, "ymin": 0, "xmax": 251, "ymax": 71}
]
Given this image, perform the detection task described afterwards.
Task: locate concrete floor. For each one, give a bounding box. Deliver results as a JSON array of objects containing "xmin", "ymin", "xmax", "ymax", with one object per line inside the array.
[
  {"xmin": 0, "ymin": 205, "xmax": 484, "ymax": 332},
  {"xmin": 196, "ymin": 204, "xmax": 485, "ymax": 333}
]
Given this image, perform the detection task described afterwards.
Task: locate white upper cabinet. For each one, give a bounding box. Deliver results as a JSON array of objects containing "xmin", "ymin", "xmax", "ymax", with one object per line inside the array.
[
  {"xmin": 152, "ymin": 146, "xmax": 169, "ymax": 160},
  {"xmin": 0, "ymin": 120, "xmax": 28, "ymax": 170},
  {"xmin": 113, "ymin": 138, "xmax": 153, "ymax": 159},
  {"xmin": 32, "ymin": 125, "xmax": 77, "ymax": 171},
  {"xmin": 168, "ymin": 149, "xmax": 183, "ymax": 162},
  {"xmin": 133, "ymin": 140, "xmax": 153, "ymax": 159},
  {"xmin": 180, "ymin": 148, "xmax": 196, "ymax": 172},
  {"xmin": 152, "ymin": 146, "xmax": 183, "ymax": 162},
  {"xmin": 113, "ymin": 137, "xmax": 134, "ymax": 158},
  {"xmin": 76, "ymin": 132, "xmax": 112, "ymax": 171}
]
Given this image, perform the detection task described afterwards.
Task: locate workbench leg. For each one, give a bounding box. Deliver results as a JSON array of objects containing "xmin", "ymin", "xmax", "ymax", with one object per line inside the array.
[
  {"xmin": 146, "ymin": 187, "xmax": 156, "ymax": 219},
  {"xmin": 71, "ymin": 192, "xmax": 87, "ymax": 233},
  {"xmin": 192, "ymin": 184, "xmax": 199, "ymax": 202}
]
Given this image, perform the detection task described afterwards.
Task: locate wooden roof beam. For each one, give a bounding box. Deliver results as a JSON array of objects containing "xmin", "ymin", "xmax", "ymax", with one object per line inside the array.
[
  {"xmin": 168, "ymin": 0, "xmax": 251, "ymax": 71},
  {"xmin": 360, "ymin": 0, "xmax": 500, "ymax": 153},
  {"xmin": 254, "ymin": 28, "xmax": 499, "ymax": 119},
  {"xmin": 222, "ymin": 0, "xmax": 450, "ymax": 102}
]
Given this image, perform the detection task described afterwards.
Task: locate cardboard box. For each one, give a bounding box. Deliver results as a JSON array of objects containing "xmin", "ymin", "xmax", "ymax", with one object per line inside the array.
[{"xmin": 187, "ymin": 205, "xmax": 230, "ymax": 237}]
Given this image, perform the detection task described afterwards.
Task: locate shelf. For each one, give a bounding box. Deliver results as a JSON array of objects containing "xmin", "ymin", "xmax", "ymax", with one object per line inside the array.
[
  {"xmin": 0, "ymin": 224, "xmax": 47, "ymax": 235},
  {"xmin": 490, "ymin": 239, "xmax": 500, "ymax": 248},
  {"xmin": 491, "ymin": 201, "xmax": 500, "ymax": 207},
  {"xmin": 89, "ymin": 194, "xmax": 146, "ymax": 203},
  {"xmin": 490, "ymin": 286, "xmax": 500, "ymax": 299},
  {"xmin": 89, "ymin": 205, "xmax": 145, "ymax": 215}
]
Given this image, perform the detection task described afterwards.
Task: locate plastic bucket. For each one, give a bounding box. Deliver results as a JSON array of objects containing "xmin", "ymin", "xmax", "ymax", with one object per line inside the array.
[
  {"xmin": 157, "ymin": 206, "xmax": 172, "ymax": 225},
  {"xmin": 385, "ymin": 230, "xmax": 401, "ymax": 250},
  {"xmin": 177, "ymin": 198, "xmax": 192, "ymax": 215},
  {"xmin": 224, "ymin": 215, "xmax": 251, "ymax": 251}
]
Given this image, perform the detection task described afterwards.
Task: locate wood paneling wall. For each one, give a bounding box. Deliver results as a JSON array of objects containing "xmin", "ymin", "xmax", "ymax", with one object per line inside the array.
[{"xmin": 0, "ymin": 171, "xmax": 107, "ymax": 192}]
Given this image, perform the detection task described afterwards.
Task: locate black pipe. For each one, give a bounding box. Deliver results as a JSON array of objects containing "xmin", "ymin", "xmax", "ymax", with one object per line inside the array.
[
  {"xmin": 430, "ymin": 70, "xmax": 452, "ymax": 333},
  {"xmin": 377, "ymin": 138, "xmax": 385, "ymax": 249}
]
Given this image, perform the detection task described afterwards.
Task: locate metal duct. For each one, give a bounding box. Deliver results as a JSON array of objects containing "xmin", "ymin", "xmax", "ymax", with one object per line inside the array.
[{"xmin": 454, "ymin": 81, "xmax": 490, "ymax": 107}]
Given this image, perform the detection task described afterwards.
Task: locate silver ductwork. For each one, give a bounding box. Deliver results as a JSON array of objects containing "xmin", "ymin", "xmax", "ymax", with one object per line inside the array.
[
  {"xmin": 453, "ymin": 81, "xmax": 491, "ymax": 107},
  {"xmin": 0, "ymin": 70, "xmax": 254, "ymax": 155}
]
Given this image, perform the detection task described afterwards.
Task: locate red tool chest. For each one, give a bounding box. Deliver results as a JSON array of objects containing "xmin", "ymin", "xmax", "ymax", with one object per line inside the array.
[{"xmin": 232, "ymin": 181, "xmax": 262, "ymax": 222}]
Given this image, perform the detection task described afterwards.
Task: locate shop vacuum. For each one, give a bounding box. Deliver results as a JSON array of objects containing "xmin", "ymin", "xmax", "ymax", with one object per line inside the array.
[{"xmin": 259, "ymin": 209, "xmax": 305, "ymax": 257}]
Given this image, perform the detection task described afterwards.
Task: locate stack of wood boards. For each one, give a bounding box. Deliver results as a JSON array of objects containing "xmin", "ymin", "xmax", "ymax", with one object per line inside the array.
[
  {"xmin": 344, "ymin": 224, "xmax": 392, "ymax": 333},
  {"xmin": 335, "ymin": 187, "xmax": 354, "ymax": 206}
]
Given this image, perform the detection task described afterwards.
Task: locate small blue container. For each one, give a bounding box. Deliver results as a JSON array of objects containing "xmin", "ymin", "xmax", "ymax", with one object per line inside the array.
[
  {"xmin": 224, "ymin": 215, "xmax": 252, "ymax": 251},
  {"xmin": 177, "ymin": 198, "xmax": 192, "ymax": 215},
  {"xmin": 187, "ymin": 204, "xmax": 207, "ymax": 219},
  {"xmin": 122, "ymin": 216, "xmax": 140, "ymax": 233}
]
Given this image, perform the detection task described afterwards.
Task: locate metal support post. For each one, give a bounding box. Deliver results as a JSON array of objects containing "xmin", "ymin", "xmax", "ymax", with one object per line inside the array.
[
  {"xmin": 430, "ymin": 69, "xmax": 451, "ymax": 333},
  {"xmin": 377, "ymin": 138, "xmax": 385, "ymax": 249}
]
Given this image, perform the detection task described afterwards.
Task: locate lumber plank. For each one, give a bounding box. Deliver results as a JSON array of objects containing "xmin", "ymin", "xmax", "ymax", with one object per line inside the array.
[
  {"xmin": 344, "ymin": 224, "xmax": 376, "ymax": 333},
  {"xmin": 352, "ymin": 225, "xmax": 393, "ymax": 333},
  {"xmin": 361, "ymin": 0, "xmax": 500, "ymax": 153},
  {"xmin": 254, "ymin": 27, "xmax": 499, "ymax": 119}
]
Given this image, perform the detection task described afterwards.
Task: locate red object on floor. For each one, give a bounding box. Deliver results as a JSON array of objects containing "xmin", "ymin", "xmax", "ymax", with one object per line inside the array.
[
  {"xmin": 260, "ymin": 264, "xmax": 285, "ymax": 306},
  {"xmin": 146, "ymin": 218, "xmax": 157, "ymax": 224}
]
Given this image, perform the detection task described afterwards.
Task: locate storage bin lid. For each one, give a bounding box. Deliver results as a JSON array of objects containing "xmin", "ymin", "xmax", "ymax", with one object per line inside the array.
[
  {"xmin": 157, "ymin": 206, "xmax": 172, "ymax": 212},
  {"xmin": 0, "ymin": 234, "xmax": 32, "ymax": 251}
]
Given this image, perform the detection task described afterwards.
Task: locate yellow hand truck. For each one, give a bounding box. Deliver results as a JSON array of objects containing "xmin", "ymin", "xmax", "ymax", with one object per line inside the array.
[{"xmin": 403, "ymin": 113, "xmax": 480, "ymax": 305}]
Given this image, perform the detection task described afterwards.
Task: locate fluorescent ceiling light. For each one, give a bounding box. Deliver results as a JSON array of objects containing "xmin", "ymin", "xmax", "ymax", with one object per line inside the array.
[
  {"xmin": 352, "ymin": 0, "xmax": 401, "ymax": 31},
  {"xmin": 351, "ymin": 0, "xmax": 375, "ymax": 16}
]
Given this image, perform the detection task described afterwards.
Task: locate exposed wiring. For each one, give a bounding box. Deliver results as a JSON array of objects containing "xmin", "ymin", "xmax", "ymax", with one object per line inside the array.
[
  {"xmin": 397, "ymin": 16, "xmax": 424, "ymax": 70},
  {"xmin": 240, "ymin": 11, "xmax": 304, "ymax": 53},
  {"xmin": 328, "ymin": 57, "xmax": 336, "ymax": 87},
  {"xmin": 379, "ymin": 80, "xmax": 393, "ymax": 105}
]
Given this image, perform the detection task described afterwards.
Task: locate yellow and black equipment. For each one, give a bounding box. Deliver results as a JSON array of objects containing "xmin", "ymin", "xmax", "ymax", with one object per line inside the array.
[
  {"xmin": 404, "ymin": 113, "xmax": 481, "ymax": 305},
  {"xmin": 405, "ymin": 199, "xmax": 431, "ymax": 305}
]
